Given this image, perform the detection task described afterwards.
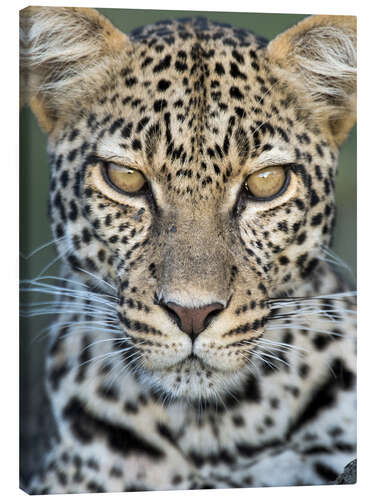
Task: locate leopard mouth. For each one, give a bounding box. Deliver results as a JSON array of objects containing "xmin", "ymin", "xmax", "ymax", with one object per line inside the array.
[
  {"xmin": 162, "ymin": 352, "xmax": 215, "ymax": 377},
  {"xmin": 139, "ymin": 352, "xmax": 249, "ymax": 403},
  {"xmin": 185, "ymin": 352, "xmax": 202, "ymax": 363}
]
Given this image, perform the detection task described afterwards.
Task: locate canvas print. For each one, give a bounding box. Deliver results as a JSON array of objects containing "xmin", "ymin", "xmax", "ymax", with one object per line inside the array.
[{"xmin": 20, "ymin": 7, "xmax": 357, "ymax": 494}]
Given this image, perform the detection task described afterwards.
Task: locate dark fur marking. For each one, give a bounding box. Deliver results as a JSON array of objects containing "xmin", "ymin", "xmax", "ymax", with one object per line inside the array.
[
  {"xmin": 288, "ymin": 358, "xmax": 355, "ymax": 436},
  {"xmin": 63, "ymin": 398, "xmax": 165, "ymax": 459}
]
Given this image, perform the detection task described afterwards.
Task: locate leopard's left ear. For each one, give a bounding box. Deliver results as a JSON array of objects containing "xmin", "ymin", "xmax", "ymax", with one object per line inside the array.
[{"xmin": 268, "ymin": 15, "xmax": 356, "ymax": 146}]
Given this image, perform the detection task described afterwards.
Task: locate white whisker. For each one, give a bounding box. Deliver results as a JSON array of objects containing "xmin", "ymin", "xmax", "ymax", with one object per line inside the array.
[
  {"xmin": 266, "ymin": 323, "xmax": 345, "ymax": 337},
  {"xmin": 36, "ymin": 249, "xmax": 68, "ymax": 278},
  {"xmin": 77, "ymin": 267, "xmax": 117, "ymax": 292},
  {"xmin": 20, "ymin": 236, "xmax": 66, "ymax": 260}
]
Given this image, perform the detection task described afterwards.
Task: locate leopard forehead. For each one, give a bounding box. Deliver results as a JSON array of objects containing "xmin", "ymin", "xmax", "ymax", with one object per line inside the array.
[
  {"xmin": 50, "ymin": 20, "xmax": 335, "ymax": 230},
  {"xmin": 52, "ymin": 18, "xmax": 332, "ymax": 200}
]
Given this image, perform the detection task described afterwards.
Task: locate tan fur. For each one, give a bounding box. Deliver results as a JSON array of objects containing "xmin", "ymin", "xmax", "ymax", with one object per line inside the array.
[
  {"xmin": 20, "ymin": 6, "xmax": 130, "ymax": 132},
  {"xmin": 268, "ymin": 15, "xmax": 356, "ymax": 145}
]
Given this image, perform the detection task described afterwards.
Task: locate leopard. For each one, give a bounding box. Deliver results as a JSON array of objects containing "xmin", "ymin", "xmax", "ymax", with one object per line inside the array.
[{"xmin": 20, "ymin": 7, "xmax": 357, "ymax": 494}]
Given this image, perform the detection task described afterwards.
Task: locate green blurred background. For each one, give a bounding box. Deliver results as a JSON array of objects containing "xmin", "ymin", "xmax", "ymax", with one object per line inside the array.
[{"xmin": 20, "ymin": 9, "xmax": 356, "ymax": 482}]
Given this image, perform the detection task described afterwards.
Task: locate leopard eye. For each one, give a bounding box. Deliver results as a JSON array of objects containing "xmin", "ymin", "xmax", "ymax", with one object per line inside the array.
[
  {"xmin": 102, "ymin": 163, "xmax": 146, "ymax": 194},
  {"xmin": 245, "ymin": 166, "xmax": 288, "ymax": 200}
]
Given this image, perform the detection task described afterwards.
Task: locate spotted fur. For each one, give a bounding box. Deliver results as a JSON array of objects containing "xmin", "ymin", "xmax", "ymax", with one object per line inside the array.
[{"xmin": 20, "ymin": 8, "xmax": 356, "ymax": 493}]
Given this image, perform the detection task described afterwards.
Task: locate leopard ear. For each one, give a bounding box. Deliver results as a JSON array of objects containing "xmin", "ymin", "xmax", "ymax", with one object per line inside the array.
[
  {"xmin": 20, "ymin": 7, "xmax": 130, "ymax": 133},
  {"xmin": 268, "ymin": 15, "xmax": 356, "ymax": 146}
]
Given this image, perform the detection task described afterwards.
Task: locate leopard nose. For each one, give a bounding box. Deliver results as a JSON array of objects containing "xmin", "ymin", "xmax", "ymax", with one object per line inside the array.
[{"xmin": 163, "ymin": 302, "xmax": 224, "ymax": 340}]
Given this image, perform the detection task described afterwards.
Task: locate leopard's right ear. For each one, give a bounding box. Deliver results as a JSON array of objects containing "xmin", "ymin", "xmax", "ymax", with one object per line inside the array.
[{"xmin": 20, "ymin": 7, "xmax": 131, "ymax": 133}]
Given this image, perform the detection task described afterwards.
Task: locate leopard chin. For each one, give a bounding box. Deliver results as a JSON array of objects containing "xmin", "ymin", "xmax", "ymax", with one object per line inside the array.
[{"xmin": 138, "ymin": 355, "xmax": 250, "ymax": 404}]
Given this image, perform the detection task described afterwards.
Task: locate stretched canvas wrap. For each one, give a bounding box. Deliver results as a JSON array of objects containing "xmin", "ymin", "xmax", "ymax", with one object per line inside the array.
[{"xmin": 20, "ymin": 7, "xmax": 357, "ymax": 494}]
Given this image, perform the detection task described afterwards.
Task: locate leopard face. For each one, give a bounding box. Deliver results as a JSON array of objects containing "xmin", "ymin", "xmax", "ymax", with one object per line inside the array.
[{"xmin": 22, "ymin": 10, "xmax": 356, "ymax": 402}]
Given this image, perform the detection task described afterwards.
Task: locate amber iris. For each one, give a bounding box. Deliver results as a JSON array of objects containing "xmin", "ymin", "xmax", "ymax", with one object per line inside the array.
[
  {"xmin": 246, "ymin": 166, "xmax": 286, "ymax": 199},
  {"xmin": 105, "ymin": 163, "xmax": 146, "ymax": 193}
]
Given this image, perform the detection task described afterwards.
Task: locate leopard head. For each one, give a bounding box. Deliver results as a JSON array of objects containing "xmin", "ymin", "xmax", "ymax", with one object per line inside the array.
[{"xmin": 21, "ymin": 8, "xmax": 356, "ymax": 402}]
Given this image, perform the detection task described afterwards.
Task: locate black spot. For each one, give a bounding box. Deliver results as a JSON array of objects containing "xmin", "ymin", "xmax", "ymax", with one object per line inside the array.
[
  {"xmin": 232, "ymin": 415, "xmax": 245, "ymax": 427},
  {"xmin": 315, "ymin": 164, "xmax": 323, "ymax": 180},
  {"xmin": 235, "ymin": 107, "xmax": 246, "ymax": 119},
  {"xmin": 60, "ymin": 170, "xmax": 69, "ymax": 188},
  {"xmin": 68, "ymin": 149, "xmax": 78, "ymax": 162},
  {"xmin": 154, "ymin": 99, "xmax": 167, "ymax": 112},
  {"xmin": 297, "ymin": 232, "xmax": 306, "ymax": 245},
  {"xmin": 55, "ymin": 223, "xmax": 64, "ymax": 238},
  {"xmin": 314, "ymin": 462, "xmax": 338, "ymax": 482},
  {"xmin": 276, "ymin": 127, "xmax": 289, "ymax": 143},
  {"xmin": 57, "ymin": 472, "xmax": 67, "ymax": 486},
  {"xmin": 232, "ymin": 49, "xmax": 245, "ymax": 64},
  {"xmin": 49, "ymin": 363, "xmax": 70, "ymax": 391},
  {"xmin": 124, "ymin": 401, "xmax": 138, "ymax": 414},
  {"xmin": 328, "ymin": 427, "xmax": 343, "ymax": 438},
  {"xmin": 69, "ymin": 129, "xmax": 79, "ymax": 141},
  {"xmin": 230, "ymin": 86, "xmax": 244, "ymax": 100},
  {"xmin": 87, "ymin": 458, "xmax": 99, "ymax": 470},
  {"xmin": 242, "ymin": 374, "xmax": 261, "ymax": 402},
  {"xmin": 175, "ymin": 60, "xmax": 188, "ymax": 72},
  {"xmin": 313, "ymin": 334, "xmax": 332, "ymax": 351},
  {"xmin": 75, "ymin": 335, "xmax": 92, "ymax": 384},
  {"xmin": 132, "ymin": 139, "xmax": 142, "ymax": 151},
  {"xmin": 110, "ymin": 466, "xmax": 123, "ymax": 478},
  {"xmin": 288, "ymin": 358, "xmax": 355, "ymax": 436},
  {"xmin": 141, "ymin": 57, "xmax": 153, "ymax": 69},
  {"xmin": 311, "ymin": 213, "xmax": 323, "ymax": 226},
  {"xmin": 299, "ymin": 363, "xmax": 310, "ymax": 378},
  {"xmin": 171, "ymin": 474, "xmax": 183, "ymax": 486},
  {"xmin": 297, "ymin": 253, "xmax": 308, "ymax": 269},
  {"xmin": 157, "ymin": 79, "xmax": 171, "ymax": 91},
  {"xmin": 97, "ymin": 384, "xmax": 119, "ymax": 401},
  {"xmin": 82, "ymin": 228, "xmax": 91, "ymax": 244},
  {"xmin": 63, "ymin": 398, "xmax": 164, "ymax": 458},
  {"xmin": 136, "ymin": 117, "xmax": 150, "ymax": 133},
  {"xmin": 237, "ymin": 439, "xmax": 282, "ymax": 458},
  {"xmin": 230, "ymin": 62, "xmax": 247, "ymax": 80},
  {"xmin": 156, "ymin": 422, "xmax": 176, "ymax": 445},
  {"xmin": 335, "ymin": 442, "xmax": 355, "ymax": 453},
  {"xmin": 121, "ymin": 122, "xmax": 133, "ymax": 138},
  {"xmin": 279, "ymin": 255, "xmax": 289, "ymax": 265},
  {"xmin": 87, "ymin": 481, "xmax": 105, "ymax": 493},
  {"xmin": 310, "ymin": 189, "xmax": 320, "ymax": 206},
  {"xmin": 234, "ymin": 127, "xmax": 249, "ymax": 162},
  {"xmin": 270, "ymin": 398, "xmax": 279, "ymax": 409},
  {"xmin": 316, "ymin": 144, "xmax": 324, "ymax": 157},
  {"xmin": 331, "ymin": 358, "xmax": 355, "ymax": 390},
  {"xmin": 277, "ymin": 221, "xmax": 288, "ymax": 233},
  {"xmin": 67, "ymin": 254, "xmax": 81, "ymax": 271},
  {"xmin": 189, "ymin": 451, "xmax": 204, "ymax": 467},
  {"xmin": 304, "ymin": 446, "xmax": 332, "ymax": 455},
  {"xmin": 153, "ymin": 55, "xmax": 171, "ymax": 73},
  {"xmin": 125, "ymin": 77, "xmax": 138, "ymax": 88},
  {"xmin": 110, "ymin": 118, "xmax": 124, "ymax": 135},
  {"xmin": 215, "ymin": 62, "xmax": 225, "ymax": 75}
]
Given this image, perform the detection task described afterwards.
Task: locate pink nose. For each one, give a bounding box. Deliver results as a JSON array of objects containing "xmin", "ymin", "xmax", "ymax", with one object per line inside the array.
[{"xmin": 164, "ymin": 302, "xmax": 224, "ymax": 340}]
